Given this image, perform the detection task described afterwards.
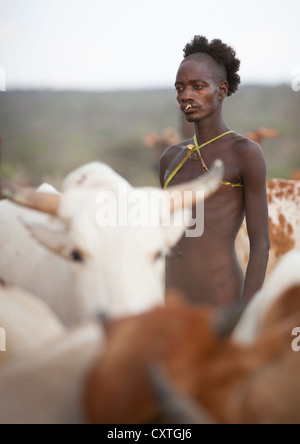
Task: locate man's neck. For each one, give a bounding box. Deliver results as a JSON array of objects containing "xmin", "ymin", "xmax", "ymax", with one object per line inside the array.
[{"xmin": 194, "ymin": 118, "xmax": 229, "ymax": 146}]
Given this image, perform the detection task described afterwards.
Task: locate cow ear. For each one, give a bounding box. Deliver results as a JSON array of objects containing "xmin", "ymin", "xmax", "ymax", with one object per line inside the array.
[{"xmin": 19, "ymin": 215, "xmax": 74, "ymax": 261}]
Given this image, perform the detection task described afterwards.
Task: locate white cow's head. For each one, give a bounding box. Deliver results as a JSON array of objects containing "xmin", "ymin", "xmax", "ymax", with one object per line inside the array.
[{"xmin": 0, "ymin": 161, "xmax": 223, "ymax": 321}]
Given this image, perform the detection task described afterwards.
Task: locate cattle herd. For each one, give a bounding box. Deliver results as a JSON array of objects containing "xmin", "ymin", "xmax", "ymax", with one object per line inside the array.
[{"xmin": 0, "ymin": 160, "xmax": 300, "ymax": 424}]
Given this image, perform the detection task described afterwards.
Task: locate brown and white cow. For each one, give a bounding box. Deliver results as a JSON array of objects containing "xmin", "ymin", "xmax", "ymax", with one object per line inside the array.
[
  {"xmin": 236, "ymin": 178, "xmax": 300, "ymax": 280},
  {"xmin": 1, "ymin": 250, "xmax": 300, "ymax": 424},
  {"xmin": 83, "ymin": 256, "xmax": 300, "ymax": 425},
  {"xmin": 242, "ymin": 127, "xmax": 279, "ymax": 144}
]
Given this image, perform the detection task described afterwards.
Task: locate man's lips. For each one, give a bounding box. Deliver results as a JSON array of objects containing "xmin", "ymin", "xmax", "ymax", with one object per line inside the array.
[{"xmin": 182, "ymin": 104, "xmax": 198, "ymax": 113}]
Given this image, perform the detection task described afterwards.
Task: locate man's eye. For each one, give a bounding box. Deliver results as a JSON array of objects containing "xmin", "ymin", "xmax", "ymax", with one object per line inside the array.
[
  {"xmin": 175, "ymin": 87, "xmax": 183, "ymax": 93},
  {"xmin": 194, "ymin": 85, "xmax": 204, "ymax": 90}
]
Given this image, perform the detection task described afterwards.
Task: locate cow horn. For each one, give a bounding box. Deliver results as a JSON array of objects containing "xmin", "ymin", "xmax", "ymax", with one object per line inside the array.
[
  {"xmin": 0, "ymin": 176, "xmax": 60, "ymax": 216},
  {"xmin": 213, "ymin": 301, "xmax": 247, "ymax": 338},
  {"xmin": 149, "ymin": 362, "xmax": 216, "ymax": 424},
  {"xmin": 166, "ymin": 159, "xmax": 224, "ymax": 213}
]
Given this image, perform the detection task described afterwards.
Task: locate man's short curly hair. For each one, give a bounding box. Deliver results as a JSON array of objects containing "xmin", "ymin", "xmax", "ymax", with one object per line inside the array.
[{"xmin": 183, "ymin": 35, "xmax": 241, "ymax": 96}]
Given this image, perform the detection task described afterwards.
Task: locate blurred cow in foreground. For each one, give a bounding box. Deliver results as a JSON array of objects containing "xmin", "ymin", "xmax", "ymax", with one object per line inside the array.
[
  {"xmin": 0, "ymin": 160, "xmax": 223, "ymax": 326},
  {"xmin": 83, "ymin": 250, "xmax": 300, "ymax": 424},
  {"xmin": 0, "ymin": 282, "xmax": 103, "ymax": 424},
  {"xmin": 1, "ymin": 251, "xmax": 300, "ymax": 424}
]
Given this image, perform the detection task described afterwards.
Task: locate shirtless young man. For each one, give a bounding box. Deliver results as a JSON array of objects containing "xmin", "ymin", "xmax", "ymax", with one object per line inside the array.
[{"xmin": 159, "ymin": 36, "xmax": 270, "ymax": 306}]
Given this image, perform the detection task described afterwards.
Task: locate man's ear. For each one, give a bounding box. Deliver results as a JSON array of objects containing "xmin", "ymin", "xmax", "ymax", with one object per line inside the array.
[{"xmin": 218, "ymin": 81, "xmax": 229, "ymax": 100}]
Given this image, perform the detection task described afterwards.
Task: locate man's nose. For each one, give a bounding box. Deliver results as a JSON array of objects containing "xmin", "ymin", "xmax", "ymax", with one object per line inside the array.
[{"xmin": 180, "ymin": 87, "xmax": 194, "ymax": 102}]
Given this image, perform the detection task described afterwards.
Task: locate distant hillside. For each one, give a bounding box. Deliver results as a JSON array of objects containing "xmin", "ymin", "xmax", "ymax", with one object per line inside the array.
[
  {"xmin": 0, "ymin": 85, "xmax": 299, "ymax": 188},
  {"xmin": 224, "ymin": 84, "xmax": 300, "ymax": 180}
]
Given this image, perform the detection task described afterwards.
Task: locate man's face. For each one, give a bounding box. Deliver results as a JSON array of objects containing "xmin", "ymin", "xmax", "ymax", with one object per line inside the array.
[{"xmin": 175, "ymin": 59, "xmax": 222, "ymax": 123}]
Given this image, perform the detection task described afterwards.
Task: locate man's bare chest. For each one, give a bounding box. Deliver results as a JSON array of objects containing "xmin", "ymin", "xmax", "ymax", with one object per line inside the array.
[{"xmin": 164, "ymin": 145, "xmax": 242, "ymax": 188}]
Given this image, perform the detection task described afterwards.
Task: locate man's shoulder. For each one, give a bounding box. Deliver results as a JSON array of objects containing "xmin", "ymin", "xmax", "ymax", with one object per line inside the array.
[
  {"xmin": 160, "ymin": 138, "xmax": 193, "ymax": 163},
  {"xmin": 232, "ymin": 133, "xmax": 263, "ymax": 158},
  {"xmin": 232, "ymin": 134, "xmax": 266, "ymax": 180}
]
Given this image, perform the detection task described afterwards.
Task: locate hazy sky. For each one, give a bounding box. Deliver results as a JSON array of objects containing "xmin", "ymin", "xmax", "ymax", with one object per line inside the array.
[{"xmin": 0, "ymin": 0, "xmax": 299, "ymax": 90}]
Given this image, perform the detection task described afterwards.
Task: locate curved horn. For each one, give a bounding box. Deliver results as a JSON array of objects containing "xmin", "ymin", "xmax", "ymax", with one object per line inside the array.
[
  {"xmin": 149, "ymin": 363, "xmax": 216, "ymax": 424},
  {"xmin": 166, "ymin": 159, "xmax": 224, "ymax": 213},
  {"xmin": 0, "ymin": 176, "xmax": 60, "ymax": 216}
]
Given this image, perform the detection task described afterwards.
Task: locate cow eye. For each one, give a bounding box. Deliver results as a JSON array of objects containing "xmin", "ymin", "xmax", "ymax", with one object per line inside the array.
[
  {"xmin": 154, "ymin": 251, "xmax": 164, "ymax": 262},
  {"xmin": 70, "ymin": 249, "xmax": 84, "ymax": 263}
]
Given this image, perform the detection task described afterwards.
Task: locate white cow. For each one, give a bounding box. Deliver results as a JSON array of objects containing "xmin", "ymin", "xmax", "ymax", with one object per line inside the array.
[
  {"xmin": 236, "ymin": 178, "xmax": 300, "ymax": 280},
  {"xmin": 0, "ymin": 160, "xmax": 223, "ymax": 326},
  {"xmin": 233, "ymin": 249, "xmax": 300, "ymax": 344},
  {"xmin": 0, "ymin": 284, "xmax": 104, "ymax": 424},
  {"xmin": 0, "ymin": 324, "xmax": 102, "ymax": 424},
  {"xmin": 0, "ymin": 284, "xmax": 65, "ymax": 362}
]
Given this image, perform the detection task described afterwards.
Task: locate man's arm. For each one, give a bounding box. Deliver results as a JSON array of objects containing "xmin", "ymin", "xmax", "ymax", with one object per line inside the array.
[
  {"xmin": 159, "ymin": 147, "xmax": 176, "ymax": 189},
  {"xmin": 240, "ymin": 141, "xmax": 270, "ymax": 302},
  {"xmin": 159, "ymin": 152, "xmax": 168, "ymax": 189}
]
